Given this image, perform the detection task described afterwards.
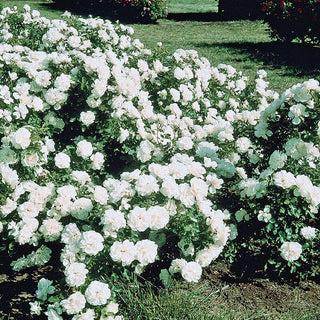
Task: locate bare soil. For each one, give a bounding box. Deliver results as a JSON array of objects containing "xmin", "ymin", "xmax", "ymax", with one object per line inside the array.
[{"xmin": 202, "ymin": 263, "xmax": 320, "ymax": 319}]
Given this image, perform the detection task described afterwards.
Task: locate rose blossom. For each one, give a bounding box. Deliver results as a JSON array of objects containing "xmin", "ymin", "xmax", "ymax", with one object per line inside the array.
[
  {"xmin": 39, "ymin": 219, "xmax": 63, "ymax": 241},
  {"xmin": 76, "ymin": 140, "xmax": 93, "ymax": 159},
  {"xmin": 127, "ymin": 206, "xmax": 151, "ymax": 232},
  {"xmin": 61, "ymin": 292, "xmax": 86, "ymax": 315},
  {"xmin": 148, "ymin": 206, "xmax": 170, "ymax": 230},
  {"xmin": 85, "ymin": 280, "xmax": 111, "ymax": 306},
  {"xmin": 11, "ymin": 127, "xmax": 31, "ymax": 149},
  {"xmin": 65, "ymin": 262, "xmax": 88, "ymax": 287},
  {"xmin": 273, "ymin": 170, "xmax": 296, "ymax": 189},
  {"xmin": 71, "ymin": 198, "xmax": 93, "ymax": 220},
  {"xmin": 80, "ymin": 111, "xmax": 95, "ymax": 126},
  {"xmin": 93, "ymin": 186, "xmax": 109, "ymax": 205},
  {"xmin": 55, "ymin": 152, "xmax": 71, "ymax": 169},
  {"xmin": 110, "ymin": 240, "xmax": 136, "ymax": 266},
  {"xmin": 300, "ymin": 226, "xmax": 317, "ymax": 240},
  {"xmin": 79, "ymin": 230, "xmax": 104, "ymax": 255},
  {"xmin": 135, "ymin": 174, "xmax": 159, "ymax": 196},
  {"xmin": 280, "ymin": 241, "xmax": 302, "ymax": 262},
  {"xmin": 135, "ymin": 239, "xmax": 158, "ymax": 266},
  {"xmin": 181, "ymin": 261, "xmax": 202, "ymax": 282}
]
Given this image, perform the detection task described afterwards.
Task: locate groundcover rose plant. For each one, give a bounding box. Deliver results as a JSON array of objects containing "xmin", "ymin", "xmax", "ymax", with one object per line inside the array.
[{"xmin": 1, "ymin": 5, "xmax": 320, "ymax": 319}]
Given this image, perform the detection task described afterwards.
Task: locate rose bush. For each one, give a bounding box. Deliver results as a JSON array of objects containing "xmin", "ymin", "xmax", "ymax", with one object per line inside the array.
[
  {"xmin": 52, "ymin": 0, "xmax": 168, "ymax": 23},
  {"xmin": 260, "ymin": 0, "xmax": 320, "ymax": 43},
  {"xmin": 1, "ymin": 5, "xmax": 320, "ymax": 320}
]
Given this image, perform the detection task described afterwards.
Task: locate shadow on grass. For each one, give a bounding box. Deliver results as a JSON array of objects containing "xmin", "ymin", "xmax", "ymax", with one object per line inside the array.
[
  {"xmin": 167, "ymin": 12, "xmax": 262, "ymax": 22},
  {"xmin": 196, "ymin": 41, "xmax": 320, "ymax": 77},
  {"xmin": 41, "ymin": 2, "xmax": 261, "ymax": 23},
  {"xmin": 40, "ymin": 1, "xmax": 156, "ymax": 24}
]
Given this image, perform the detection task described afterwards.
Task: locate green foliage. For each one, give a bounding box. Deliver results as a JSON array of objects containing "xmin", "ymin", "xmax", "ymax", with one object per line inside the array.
[
  {"xmin": 36, "ymin": 278, "xmax": 56, "ymax": 302},
  {"xmin": 52, "ymin": 0, "xmax": 168, "ymax": 22},
  {"xmin": 10, "ymin": 245, "xmax": 52, "ymax": 271}
]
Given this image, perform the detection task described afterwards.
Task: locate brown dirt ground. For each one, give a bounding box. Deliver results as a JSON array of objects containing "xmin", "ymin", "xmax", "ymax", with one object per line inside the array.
[
  {"xmin": 201, "ymin": 264, "xmax": 320, "ymax": 319},
  {"xmin": 1, "ymin": 255, "xmax": 320, "ymax": 320}
]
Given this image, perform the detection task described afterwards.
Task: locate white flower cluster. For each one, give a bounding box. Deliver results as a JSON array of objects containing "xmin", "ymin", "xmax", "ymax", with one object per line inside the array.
[{"xmin": 1, "ymin": 6, "xmax": 320, "ymax": 319}]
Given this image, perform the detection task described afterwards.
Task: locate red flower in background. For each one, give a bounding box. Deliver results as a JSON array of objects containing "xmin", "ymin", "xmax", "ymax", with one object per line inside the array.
[{"xmin": 260, "ymin": 0, "xmax": 320, "ymax": 43}]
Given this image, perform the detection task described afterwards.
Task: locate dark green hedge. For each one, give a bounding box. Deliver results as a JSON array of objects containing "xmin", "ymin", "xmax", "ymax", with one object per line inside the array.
[{"xmin": 218, "ymin": 0, "xmax": 262, "ymax": 19}]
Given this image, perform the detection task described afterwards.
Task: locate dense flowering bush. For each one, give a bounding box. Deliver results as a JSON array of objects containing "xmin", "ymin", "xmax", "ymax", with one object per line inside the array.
[
  {"xmin": 52, "ymin": 0, "xmax": 168, "ymax": 22},
  {"xmin": 260, "ymin": 0, "xmax": 320, "ymax": 43},
  {"xmin": 1, "ymin": 5, "xmax": 320, "ymax": 319},
  {"xmin": 113, "ymin": 0, "xmax": 168, "ymax": 21}
]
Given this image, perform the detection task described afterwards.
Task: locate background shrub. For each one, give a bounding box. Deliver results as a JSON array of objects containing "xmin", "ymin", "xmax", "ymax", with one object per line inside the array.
[
  {"xmin": 261, "ymin": 0, "xmax": 320, "ymax": 43},
  {"xmin": 52, "ymin": 0, "xmax": 168, "ymax": 22},
  {"xmin": 218, "ymin": 0, "xmax": 262, "ymax": 19}
]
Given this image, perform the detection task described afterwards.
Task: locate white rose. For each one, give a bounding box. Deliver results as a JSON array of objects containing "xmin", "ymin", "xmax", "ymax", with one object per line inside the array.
[
  {"xmin": 135, "ymin": 239, "xmax": 158, "ymax": 266},
  {"xmin": 90, "ymin": 152, "xmax": 104, "ymax": 170},
  {"xmin": 148, "ymin": 206, "xmax": 170, "ymax": 230},
  {"xmin": 178, "ymin": 183, "xmax": 195, "ymax": 208},
  {"xmin": 106, "ymin": 301, "xmax": 119, "ymax": 314},
  {"xmin": 61, "ymin": 292, "xmax": 86, "ymax": 315},
  {"xmin": 127, "ymin": 206, "xmax": 151, "ymax": 232},
  {"xmin": 80, "ymin": 111, "xmax": 95, "ymax": 126},
  {"xmin": 235, "ymin": 137, "xmax": 251, "ymax": 153},
  {"xmin": 1, "ymin": 198, "xmax": 17, "ymax": 217},
  {"xmin": 0, "ymin": 164, "xmax": 19, "ymax": 188},
  {"xmin": 71, "ymin": 198, "xmax": 93, "ymax": 220},
  {"xmin": 110, "ymin": 240, "xmax": 136, "ymax": 266},
  {"xmin": 79, "ymin": 230, "xmax": 104, "ymax": 256},
  {"xmin": 169, "ymin": 258, "xmax": 187, "ymax": 274},
  {"xmin": 55, "ymin": 152, "xmax": 71, "ymax": 169},
  {"xmin": 65, "ymin": 262, "xmax": 88, "ymax": 287},
  {"xmin": 22, "ymin": 153, "xmax": 39, "ymax": 167},
  {"xmin": 280, "ymin": 241, "xmax": 302, "ymax": 262},
  {"xmin": 176, "ymin": 136, "xmax": 193, "ymax": 151},
  {"xmin": 181, "ymin": 261, "xmax": 202, "ymax": 282},
  {"xmin": 273, "ymin": 170, "xmax": 296, "ymax": 189},
  {"xmin": 71, "ymin": 171, "xmax": 91, "ymax": 185},
  {"xmin": 12, "ymin": 127, "xmax": 31, "ymax": 149},
  {"xmin": 31, "ymin": 96, "xmax": 45, "ymax": 111},
  {"xmin": 102, "ymin": 209, "xmax": 126, "ymax": 236},
  {"xmin": 135, "ymin": 174, "xmax": 159, "ymax": 196},
  {"xmin": 39, "ymin": 219, "xmax": 63, "ymax": 241},
  {"xmin": 61, "ymin": 223, "xmax": 81, "ymax": 245},
  {"xmin": 160, "ymin": 177, "xmax": 179, "ymax": 199},
  {"xmin": 85, "ymin": 281, "xmax": 111, "ymax": 306},
  {"xmin": 93, "ymin": 186, "xmax": 109, "ymax": 205},
  {"xmin": 54, "ymin": 74, "xmax": 72, "ymax": 91},
  {"xmin": 76, "ymin": 140, "xmax": 93, "ymax": 159},
  {"xmin": 148, "ymin": 163, "xmax": 169, "ymax": 180},
  {"xmin": 300, "ymin": 226, "xmax": 317, "ymax": 240},
  {"xmin": 190, "ymin": 177, "xmax": 208, "ymax": 200}
]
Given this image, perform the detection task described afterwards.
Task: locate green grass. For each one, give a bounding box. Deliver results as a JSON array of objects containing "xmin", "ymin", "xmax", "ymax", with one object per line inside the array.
[
  {"xmin": 167, "ymin": 0, "xmax": 218, "ymax": 14},
  {"xmin": 116, "ymin": 275, "xmax": 320, "ymax": 320},
  {"xmin": 0, "ymin": 0, "xmax": 62, "ymax": 20}
]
